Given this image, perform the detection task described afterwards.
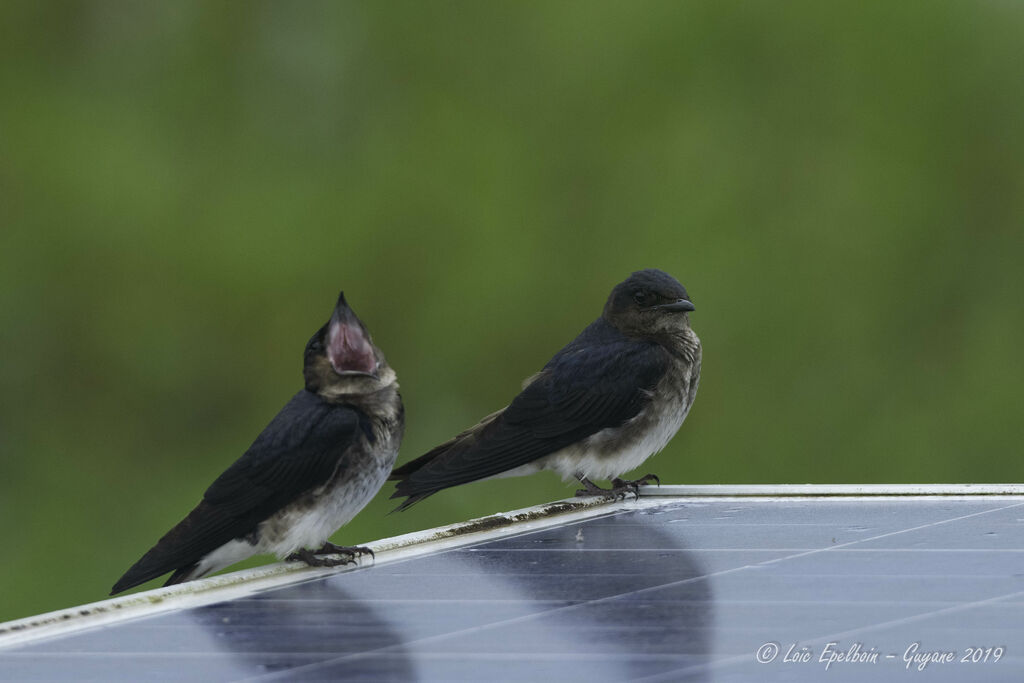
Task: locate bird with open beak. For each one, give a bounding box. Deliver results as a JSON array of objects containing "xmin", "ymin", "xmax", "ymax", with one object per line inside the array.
[
  {"xmin": 390, "ymin": 268, "xmax": 699, "ymax": 510},
  {"xmin": 111, "ymin": 291, "xmax": 403, "ymax": 594}
]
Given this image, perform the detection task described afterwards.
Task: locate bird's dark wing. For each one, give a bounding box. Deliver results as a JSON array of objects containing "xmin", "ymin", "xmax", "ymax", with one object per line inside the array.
[
  {"xmin": 390, "ymin": 336, "xmax": 669, "ymax": 509},
  {"xmin": 111, "ymin": 391, "xmax": 360, "ymax": 594}
]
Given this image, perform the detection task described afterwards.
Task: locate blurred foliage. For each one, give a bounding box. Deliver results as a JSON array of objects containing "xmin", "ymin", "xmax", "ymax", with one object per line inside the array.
[{"xmin": 1, "ymin": 1, "xmax": 1023, "ymax": 622}]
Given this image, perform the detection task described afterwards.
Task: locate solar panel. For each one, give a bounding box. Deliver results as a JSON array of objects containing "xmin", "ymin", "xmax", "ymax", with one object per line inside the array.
[{"xmin": 1, "ymin": 485, "xmax": 1022, "ymax": 682}]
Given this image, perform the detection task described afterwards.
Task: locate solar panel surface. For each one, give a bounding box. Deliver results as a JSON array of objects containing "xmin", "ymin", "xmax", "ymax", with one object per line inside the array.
[{"xmin": 2, "ymin": 488, "xmax": 1022, "ymax": 682}]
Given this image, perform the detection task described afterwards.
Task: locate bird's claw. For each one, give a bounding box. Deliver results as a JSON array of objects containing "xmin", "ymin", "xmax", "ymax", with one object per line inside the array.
[
  {"xmin": 575, "ymin": 477, "xmax": 612, "ymax": 498},
  {"xmin": 315, "ymin": 542, "xmax": 375, "ymax": 560},
  {"xmin": 612, "ymin": 473, "xmax": 660, "ymax": 499},
  {"xmin": 613, "ymin": 473, "xmax": 660, "ymax": 488},
  {"xmin": 286, "ymin": 543, "xmax": 375, "ymax": 568},
  {"xmin": 633, "ymin": 473, "xmax": 661, "ymax": 487},
  {"xmin": 575, "ymin": 474, "xmax": 661, "ymax": 501},
  {"xmin": 609, "ymin": 479, "xmax": 640, "ymax": 501}
]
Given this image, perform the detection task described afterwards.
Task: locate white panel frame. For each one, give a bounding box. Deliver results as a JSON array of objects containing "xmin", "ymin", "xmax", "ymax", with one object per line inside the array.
[{"xmin": 2, "ymin": 483, "xmax": 1021, "ymax": 649}]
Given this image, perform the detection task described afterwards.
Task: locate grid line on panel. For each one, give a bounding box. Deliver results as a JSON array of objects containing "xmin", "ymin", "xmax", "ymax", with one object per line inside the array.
[{"xmin": 244, "ymin": 502, "xmax": 1024, "ymax": 680}]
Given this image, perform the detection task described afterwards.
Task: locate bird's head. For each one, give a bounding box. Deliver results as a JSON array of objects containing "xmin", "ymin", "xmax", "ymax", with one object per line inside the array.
[
  {"xmin": 303, "ymin": 291, "xmax": 397, "ymax": 398},
  {"xmin": 603, "ymin": 268, "xmax": 695, "ymax": 337}
]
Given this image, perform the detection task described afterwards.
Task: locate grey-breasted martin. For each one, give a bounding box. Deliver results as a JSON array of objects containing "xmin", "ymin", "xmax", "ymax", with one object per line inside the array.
[
  {"xmin": 389, "ymin": 268, "xmax": 699, "ymax": 510},
  {"xmin": 111, "ymin": 291, "xmax": 403, "ymax": 594}
]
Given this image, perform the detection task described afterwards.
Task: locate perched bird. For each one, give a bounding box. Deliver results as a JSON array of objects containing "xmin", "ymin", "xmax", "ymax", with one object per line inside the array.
[
  {"xmin": 111, "ymin": 291, "xmax": 403, "ymax": 594},
  {"xmin": 390, "ymin": 268, "xmax": 700, "ymax": 510}
]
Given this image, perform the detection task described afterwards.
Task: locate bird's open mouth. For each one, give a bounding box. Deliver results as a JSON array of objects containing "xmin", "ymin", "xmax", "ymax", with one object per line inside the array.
[{"xmin": 327, "ymin": 320, "xmax": 378, "ymax": 376}]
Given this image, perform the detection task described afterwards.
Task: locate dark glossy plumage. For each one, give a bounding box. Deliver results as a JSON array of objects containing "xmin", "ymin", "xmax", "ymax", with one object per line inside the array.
[
  {"xmin": 390, "ymin": 268, "xmax": 700, "ymax": 510},
  {"xmin": 391, "ymin": 320, "xmax": 669, "ymax": 508},
  {"xmin": 111, "ymin": 291, "xmax": 403, "ymax": 594},
  {"xmin": 112, "ymin": 393, "xmax": 361, "ymax": 594}
]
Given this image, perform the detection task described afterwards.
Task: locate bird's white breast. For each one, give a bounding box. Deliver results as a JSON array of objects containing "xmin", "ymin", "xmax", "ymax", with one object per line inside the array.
[
  {"xmin": 182, "ymin": 452, "xmax": 397, "ymax": 582},
  {"xmin": 263, "ymin": 457, "xmax": 395, "ymax": 556},
  {"xmin": 534, "ymin": 328, "xmax": 701, "ymax": 483}
]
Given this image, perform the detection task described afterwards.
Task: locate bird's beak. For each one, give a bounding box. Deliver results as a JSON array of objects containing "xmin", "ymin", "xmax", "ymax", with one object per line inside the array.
[
  {"xmin": 657, "ymin": 299, "xmax": 696, "ymax": 312},
  {"xmin": 327, "ymin": 291, "xmax": 379, "ymax": 378}
]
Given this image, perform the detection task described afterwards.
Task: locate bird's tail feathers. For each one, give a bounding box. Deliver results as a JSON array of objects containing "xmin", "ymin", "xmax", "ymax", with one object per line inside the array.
[
  {"xmin": 389, "ymin": 410, "xmax": 500, "ymax": 482},
  {"xmin": 388, "ymin": 443, "xmax": 451, "ymax": 481},
  {"xmin": 111, "ymin": 551, "xmax": 177, "ymax": 595},
  {"xmin": 163, "ymin": 563, "xmax": 203, "ymax": 587},
  {"xmin": 387, "ymin": 490, "xmax": 436, "ymax": 514},
  {"xmin": 109, "ymin": 500, "xmax": 224, "ymax": 595}
]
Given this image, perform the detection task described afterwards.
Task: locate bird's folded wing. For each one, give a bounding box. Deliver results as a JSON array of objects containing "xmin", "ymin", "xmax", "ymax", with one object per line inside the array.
[
  {"xmin": 112, "ymin": 391, "xmax": 359, "ymax": 592},
  {"xmin": 392, "ymin": 339, "xmax": 669, "ymax": 497}
]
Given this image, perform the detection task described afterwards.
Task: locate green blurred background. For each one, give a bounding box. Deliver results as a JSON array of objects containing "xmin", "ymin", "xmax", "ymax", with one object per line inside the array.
[{"xmin": 2, "ymin": 1, "xmax": 1023, "ymax": 622}]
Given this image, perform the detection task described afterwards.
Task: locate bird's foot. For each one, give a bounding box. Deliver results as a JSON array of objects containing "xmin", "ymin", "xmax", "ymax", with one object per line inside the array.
[
  {"xmin": 575, "ymin": 477, "xmax": 614, "ymax": 499},
  {"xmin": 286, "ymin": 543, "xmax": 374, "ymax": 568},
  {"xmin": 609, "ymin": 473, "xmax": 660, "ymax": 500},
  {"xmin": 313, "ymin": 542, "xmax": 375, "ymax": 561},
  {"xmin": 575, "ymin": 476, "xmax": 638, "ymax": 501},
  {"xmin": 575, "ymin": 474, "xmax": 660, "ymax": 501}
]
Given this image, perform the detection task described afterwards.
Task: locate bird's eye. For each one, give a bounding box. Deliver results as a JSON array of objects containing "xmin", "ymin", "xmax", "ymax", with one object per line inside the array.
[{"xmin": 633, "ymin": 291, "xmax": 647, "ymax": 305}]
